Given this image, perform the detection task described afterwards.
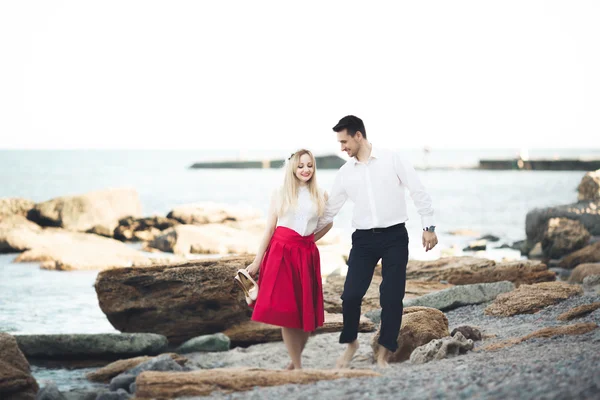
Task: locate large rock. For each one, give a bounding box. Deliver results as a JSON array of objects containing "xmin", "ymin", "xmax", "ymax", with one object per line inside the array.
[
  {"xmin": 113, "ymin": 216, "xmax": 180, "ymax": 242},
  {"xmin": 484, "ymin": 282, "xmax": 583, "ymax": 317},
  {"xmin": 557, "ymin": 242, "xmax": 600, "ymax": 269},
  {"xmin": 0, "ymin": 198, "xmax": 35, "ymax": 218},
  {"xmin": 0, "ymin": 215, "xmax": 42, "ymax": 253},
  {"xmin": 578, "ymin": 170, "xmax": 600, "ymax": 201},
  {"xmin": 540, "ymin": 218, "xmax": 590, "ymax": 259},
  {"xmin": 568, "ymin": 263, "xmax": 600, "ymax": 283},
  {"xmin": 27, "ymin": 188, "xmax": 142, "ymax": 232},
  {"xmin": 404, "ymin": 281, "xmax": 515, "ymax": 311},
  {"xmin": 526, "ymin": 200, "xmax": 600, "ymax": 241},
  {"xmin": 12, "ymin": 228, "xmax": 150, "ymax": 270},
  {"xmin": 322, "ymin": 274, "xmax": 452, "ymax": 314},
  {"xmin": 14, "ymin": 334, "xmax": 167, "ymax": 361},
  {"xmin": 371, "ymin": 307, "xmax": 449, "ymax": 363},
  {"xmin": 0, "ymin": 333, "xmax": 39, "ymax": 400},
  {"xmin": 406, "ymin": 257, "xmax": 555, "ymax": 286},
  {"xmin": 167, "ymin": 203, "xmax": 262, "ymax": 225},
  {"xmin": 134, "ymin": 368, "xmax": 380, "ymax": 398},
  {"xmin": 222, "ymin": 312, "xmax": 375, "ymax": 346},
  {"xmin": 148, "ymin": 224, "xmax": 259, "ymax": 255},
  {"xmin": 409, "ymin": 331, "xmax": 474, "ymax": 364},
  {"xmin": 87, "ymin": 354, "xmax": 187, "ymax": 383},
  {"xmin": 95, "ymin": 256, "xmax": 255, "ymax": 344},
  {"xmin": 480, "ymin": 323, "xmax": 598, "ymax": 352}
]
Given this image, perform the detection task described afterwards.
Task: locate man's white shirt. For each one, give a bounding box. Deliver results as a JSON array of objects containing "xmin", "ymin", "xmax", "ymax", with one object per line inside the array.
[{"xmin": 316, "ymin": 146, "xmax": 435, "ymax": 232}]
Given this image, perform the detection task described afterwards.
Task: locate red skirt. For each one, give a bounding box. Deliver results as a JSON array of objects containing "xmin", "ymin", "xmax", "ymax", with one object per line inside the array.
[{"xmin": 251, "ymin": 226, "xmax": 325, "ymax": 332}]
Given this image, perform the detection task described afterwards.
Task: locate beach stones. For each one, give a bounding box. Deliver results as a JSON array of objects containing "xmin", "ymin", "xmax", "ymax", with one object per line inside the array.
[
  {"xmin": 558, "ymin": 242, "xmax": 600, "ymax": 269},
  {"xmin": 87, "ymin": 354, "xmax": 188, "ymax": 383},
  {"xmin": 176, "ymin": 333, "xmax": 231, "ymax": 354},
  {"xmin": 450, "ymin": 326, "xmax": 483, "ymax": 341},
  {"xmin": 166, "ymin": 203, "xmax": 262, "ymax": 225}
]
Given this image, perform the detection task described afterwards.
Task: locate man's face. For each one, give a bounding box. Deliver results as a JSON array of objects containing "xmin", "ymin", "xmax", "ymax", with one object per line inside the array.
[{"xmin": 337, "ymin": 129, "xmax": 362, "ymax": 158}]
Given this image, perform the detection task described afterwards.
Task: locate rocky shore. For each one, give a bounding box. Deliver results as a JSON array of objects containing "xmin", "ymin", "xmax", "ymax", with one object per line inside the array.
[{"xmin": 1, "ymin": 170, "xmax": 600, "ymax": 399}]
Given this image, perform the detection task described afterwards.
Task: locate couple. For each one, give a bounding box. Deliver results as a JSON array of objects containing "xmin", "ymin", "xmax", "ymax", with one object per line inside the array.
[{"xmin": 245, "ymin": 115, "xmax": 438, "ymax": 370}]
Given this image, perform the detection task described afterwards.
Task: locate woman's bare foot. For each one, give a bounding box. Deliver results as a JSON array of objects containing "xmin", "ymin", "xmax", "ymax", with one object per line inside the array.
[
  {"xmin": 376, "ymin": 346, "xmax": 391, "ymax": 368},
  {"xmin": 285, "ymin": 361, "xmax": 295, "ymax": 370},
  {"xmin": 336, "ymin": 340, "xmax": 359, "ymax": 369}
]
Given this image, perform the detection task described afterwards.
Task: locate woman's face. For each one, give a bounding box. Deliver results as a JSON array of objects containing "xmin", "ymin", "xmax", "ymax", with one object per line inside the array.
[{"xmin": 295, "ymin": 153, "xmax": 314, "ymax": 184}]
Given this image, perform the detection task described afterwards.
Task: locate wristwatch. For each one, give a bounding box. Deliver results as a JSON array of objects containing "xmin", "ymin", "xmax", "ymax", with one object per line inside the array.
[{"xmin": 424, "ymin": 226, "xmax": 436, "ymax": 232}]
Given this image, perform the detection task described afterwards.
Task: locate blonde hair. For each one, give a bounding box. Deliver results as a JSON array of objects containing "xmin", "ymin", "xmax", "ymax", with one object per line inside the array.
[{"xmin": 276, "ymin": 149, "xmax": 325, "ymax": 217}]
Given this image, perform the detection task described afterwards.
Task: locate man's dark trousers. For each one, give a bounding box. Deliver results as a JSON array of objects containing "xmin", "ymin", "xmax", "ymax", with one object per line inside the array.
[{"xmin": 339, "ymin": 223, "xmax": 409, "ymax": 352}]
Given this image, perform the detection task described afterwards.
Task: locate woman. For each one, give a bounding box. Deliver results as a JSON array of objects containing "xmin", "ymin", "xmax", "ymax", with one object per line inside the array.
[{"xmin": 245, "ymin": 149, "xmax": 332, "ymax": 370}]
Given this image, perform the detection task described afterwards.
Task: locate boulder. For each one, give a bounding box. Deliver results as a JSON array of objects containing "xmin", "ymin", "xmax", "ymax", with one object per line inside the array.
[
  {"xmin": 35, "ymin": 382, "xmax": 67, "ymax": 400},
  {"xmin": 557, "ymin": 302, "xmax": 600, "ymax": 321},
  {"xmin": 371, "ymin": 307, "xmax": 449, "ymax": 363},
  {"xmin": 406, "ymin": 257, "xmax": 555, "ymax": 286},
  {"xmin": 14, "ymin": 333, "xmax": 167, "ymax": 361},
  {"xmin": 222, "ymin": 312, "xmax": 375, "ymax": 346},
  {"xmin": 450, "ymin": 326, "xmax": 482, "ymax": 341},
  {"xmin": 409, "ymin": 331, "xmax": 474, "ymax": 364},
  {"xmin": 577, "ymin": 170, "xmax": 600, "ymax": 201},
  {"xmin": 0, "ymin": 215, "xmax": 42, "ymax": 253},
  {"xmin": 95, "ymin": 256, "xmax": 255, "ymax": 344},
  {"xmin": 12, "ymin": 228, "xmax": 150, "ymax": 270},
  {"xmin": 87, "ymin": 353, "xmax": 187, "ymax": 383},
  {"xmin": 148, "ymin": 224, "xmax": 259, "ymax": 255},
  {"xmin": 462, "ymin": 240, "xmax": 487, "ymax": 252},
  {"xmin": 404, "ymin": 281, "xmax": 515, "ymax": 311},
  {"xmin": 0, "ymin": 198, "xmax": 35, "ymax": 218},
  {"xmin": 134, "ymin": 368, "xmax": 380, "ymax": 399},
  {"xmin": 27, "ymin": 188, "xmax": 142, "ymax": 232},
  {"xmin": 113, "ymin": 216, "xmax": 180, "ymax": 242},
  {"xmin": 558, "ymin": 242, "xmax": 600, "ymax": 269},
  {"xmin": 568, "ymin": 263, "xmax": 600, "ymax": 283},
  {"xmin": 0, "ymin": 333, "xmax": 39, "ymax": 400},
  {"xmin": 540, "ymin": 218, "xmax": 590, "ymax": 259},
  {"xmin": 109, "ymin": 354, "xmax": 183, "ymax": 393},
  {"xmin": 175, "ymin": 333, "xmax": 230, "ymax": 354},
  {"xmin": 484, "ymin": 282, "xmax": 583, "ymax": 317},
  {"xmin": 526, "ymin": 201, "xmax": 600, "ymax": 241},
  {"xmin": 166, "ymin": 203, "xmax": 262, "ymax": 225},
  {"xmin": 322, "ymin": 274, "xmax": 452, "ymax": 314}
]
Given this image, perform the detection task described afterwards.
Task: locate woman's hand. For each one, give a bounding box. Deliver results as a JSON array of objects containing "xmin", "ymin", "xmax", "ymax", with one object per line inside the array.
[{"xmin": 246, "ymin": 261, "xmax": 260, "ymax": 278}]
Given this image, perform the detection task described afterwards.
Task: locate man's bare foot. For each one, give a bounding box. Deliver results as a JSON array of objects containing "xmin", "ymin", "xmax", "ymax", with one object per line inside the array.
[
  {"xmin": 336, "ymin": 340, "xmax": 359, "ymax": 369},
  {"xmin": 376, "ymin": 346, "xmax": 391, "ymax": 368}
]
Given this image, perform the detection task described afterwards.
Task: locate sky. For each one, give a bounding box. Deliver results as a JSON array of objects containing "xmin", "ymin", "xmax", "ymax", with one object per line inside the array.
[{"xmin": 1, "ymin": 0, "xmax": 599, "ymax": 152}]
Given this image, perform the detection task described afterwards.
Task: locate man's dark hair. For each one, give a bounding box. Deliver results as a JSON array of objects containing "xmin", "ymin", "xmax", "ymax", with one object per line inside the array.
[{"xmin": 332, "ymin": 115, "xmax": 366, "ymax": 139}]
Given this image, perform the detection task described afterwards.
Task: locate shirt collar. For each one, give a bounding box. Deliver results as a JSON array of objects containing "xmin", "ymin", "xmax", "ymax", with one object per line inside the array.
[{"xmin": 351, "ymin": 144, "xmax": 378, "ymax": 165}]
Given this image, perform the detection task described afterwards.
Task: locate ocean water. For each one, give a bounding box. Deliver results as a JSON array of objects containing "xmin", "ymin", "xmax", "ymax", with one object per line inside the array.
[
  {"xmin": 0, "ymin": 149, "xmax": 597, "ymax": 336},
  {"xmin": 0, "ymin": 148, "xmax": 597, "ymax": 390}
]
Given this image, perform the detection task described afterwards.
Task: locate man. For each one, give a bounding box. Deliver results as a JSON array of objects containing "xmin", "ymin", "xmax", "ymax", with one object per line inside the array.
[{"xmin": 315, "ymin": 115, "xmax": 438, "ymax": 368}]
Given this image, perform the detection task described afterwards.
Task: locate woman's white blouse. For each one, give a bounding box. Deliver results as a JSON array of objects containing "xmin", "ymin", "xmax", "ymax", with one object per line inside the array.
[{"xmin": 276, "ymin": 186, "xmax": 320, "ymax": 236}]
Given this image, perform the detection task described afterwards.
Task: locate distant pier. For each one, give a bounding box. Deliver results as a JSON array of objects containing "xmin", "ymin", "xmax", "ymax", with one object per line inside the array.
[
  {"xmin": 479, "ymin": 158, "xmax": 600, "ymax": 171},
  {"xmin": 190, "ymin": 154, "xmax": 346, "ymax": 169}
]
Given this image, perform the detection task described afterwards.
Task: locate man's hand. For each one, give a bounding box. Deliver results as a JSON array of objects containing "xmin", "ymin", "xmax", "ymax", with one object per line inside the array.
[{"xmin": 422, "ymin": 231, "xmax": 438, "ymax": 252}]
